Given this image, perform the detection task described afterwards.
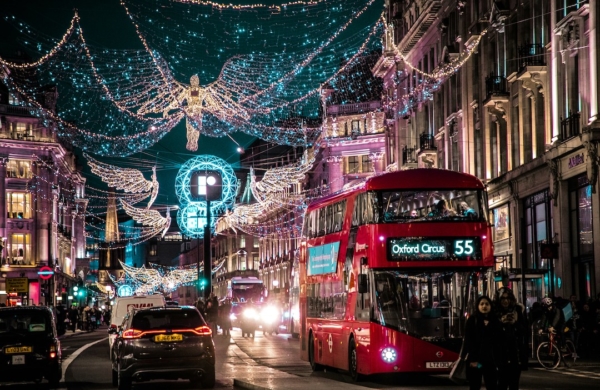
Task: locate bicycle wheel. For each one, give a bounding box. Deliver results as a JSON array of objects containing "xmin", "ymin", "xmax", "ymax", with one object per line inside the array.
[
  {"xmin": 563, "ymin": 339, "xmax": 577, "ymax": 367},
  {"xmin": 537, "ymin": 341, "xmax": 560, "ymax": 369}
]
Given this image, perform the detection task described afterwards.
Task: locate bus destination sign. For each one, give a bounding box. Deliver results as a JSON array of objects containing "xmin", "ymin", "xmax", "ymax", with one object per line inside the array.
[
  {"xmin": 307, "ymin": 241, "xmax": 340, "ymax": 276},
  {"xmin": 387, "ymin": 237, "xmax": 482, "ymax": 261}
]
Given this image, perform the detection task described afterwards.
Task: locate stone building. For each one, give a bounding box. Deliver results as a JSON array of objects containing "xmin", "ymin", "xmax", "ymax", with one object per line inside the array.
[
  {"xmin": 374, "ymin": 0, "xmax": 600, "ymax": 303},
  {"xmin": 0, "ymin": 75, "xmax": 86, "ymax": 306}
]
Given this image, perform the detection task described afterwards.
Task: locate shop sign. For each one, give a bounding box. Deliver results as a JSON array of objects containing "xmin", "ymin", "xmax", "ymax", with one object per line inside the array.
[
  {"xmin": 568, "ymin": 153, "xmax": 585, "ymax": 169},
  {"xmin": 6, "ymin": 278, "xmax": 29, "ymax": 293}
]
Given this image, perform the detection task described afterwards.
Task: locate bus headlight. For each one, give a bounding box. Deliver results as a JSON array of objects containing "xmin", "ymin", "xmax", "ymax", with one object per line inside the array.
[
  {"xmin": 229, "ymin": 313, "xmax": 237, "ymax": 321},
  {"xmin": 381, "ymin": 347, "xmax": 397, "ymax": 363}
]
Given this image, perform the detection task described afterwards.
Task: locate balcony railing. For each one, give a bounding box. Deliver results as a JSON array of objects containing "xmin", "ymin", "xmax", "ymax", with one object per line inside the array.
[
  {"xmin": 518, "ymin": 44, "xmax": 545, "ymax": 70},
  {"xmin": 485, "ymin": 75, "xmax": 510, "ymax": 98},
  {"xmin": 0, "ymin": 103, "xmax": 38, "ymax": 117},
  {"xmin": 560, "ymin": 111, "xmax": 581, "ymax": 141},
  {"xmin": 419, "ymin": 133, "xmax": 436, "ymax": 151},
  {"xmin": 402, "ymin": 146, "xmax": 417, "ymax": 164}
]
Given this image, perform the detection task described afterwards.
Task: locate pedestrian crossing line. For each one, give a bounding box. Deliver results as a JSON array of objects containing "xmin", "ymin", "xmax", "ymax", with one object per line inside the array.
[{"xmin": 534, "ymin": 367, "xmax": 600, "ymax": 379}]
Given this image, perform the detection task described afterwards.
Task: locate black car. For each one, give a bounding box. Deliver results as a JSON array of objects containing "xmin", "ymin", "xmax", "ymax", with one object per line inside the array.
[
  {"xmin": 111, "ymin": 306, "xmax": 215, "ymax": 390},
  {"xmin": 0, "ymin": 306, "xmax": 62, "ymax": 387}
]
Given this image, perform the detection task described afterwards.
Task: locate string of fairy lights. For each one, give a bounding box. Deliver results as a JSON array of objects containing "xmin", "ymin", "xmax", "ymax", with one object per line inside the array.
[{"xmin": 1, "ymin": 0, "xmax": 384, "ymax": 156}]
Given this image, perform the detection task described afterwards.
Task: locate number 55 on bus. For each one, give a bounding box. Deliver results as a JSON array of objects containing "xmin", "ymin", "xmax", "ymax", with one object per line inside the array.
[{"xmin": 299, "ymin": 169, "xmax": 494, "ymax": 380}]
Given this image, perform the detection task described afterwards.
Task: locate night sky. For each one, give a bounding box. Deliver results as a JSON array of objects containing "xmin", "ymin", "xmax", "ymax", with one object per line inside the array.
[{"xmin": 0, "ymin": 0, "xmax": 382, "ymax": 215}]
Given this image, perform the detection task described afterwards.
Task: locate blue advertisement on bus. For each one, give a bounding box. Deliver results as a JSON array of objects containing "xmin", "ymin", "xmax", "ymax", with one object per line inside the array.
[{"xmin": 307, "ymin": 241, "xmax": 340, "ymax": 276}]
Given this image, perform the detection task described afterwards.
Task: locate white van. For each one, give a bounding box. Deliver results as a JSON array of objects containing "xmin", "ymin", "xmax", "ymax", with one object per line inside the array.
[{"xmin": 108, "ymin": 294, "xmax": 165, "ymax": 351}]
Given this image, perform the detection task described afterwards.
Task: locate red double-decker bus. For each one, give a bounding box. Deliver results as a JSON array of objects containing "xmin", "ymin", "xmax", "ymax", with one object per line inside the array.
[{"xmin": 299, "ymin": 169, "xmax": 494, "ymax": 379}]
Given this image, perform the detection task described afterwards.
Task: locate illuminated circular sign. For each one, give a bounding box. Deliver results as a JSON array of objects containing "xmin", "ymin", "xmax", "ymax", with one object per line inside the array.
[
  {"xmin": 175, "ymin": 155, "xmax": 238, "ymax": 238},
  {"xmin": 38, "ymin": 266, "xmax": 54, "ymax": 280},
  {"xmin": 118, "ymin": 285, "xmax": 134, "ymax": 297}
]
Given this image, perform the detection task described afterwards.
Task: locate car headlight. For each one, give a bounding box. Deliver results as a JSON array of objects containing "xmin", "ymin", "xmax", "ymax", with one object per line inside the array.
[
  {"xmin": 229, "ymin": 313, "xmax": 237, "ymax": 321},
  {"xmin": 381, "ymin": 347, "xmax": 397, "ymax": 363},
  {"xmin": 243, "ymin": 308, "xmax": 258, "ymax": 319},
  {"xmin": 260, "ymin": 306, "xmax": 279, "ymax": 324}
]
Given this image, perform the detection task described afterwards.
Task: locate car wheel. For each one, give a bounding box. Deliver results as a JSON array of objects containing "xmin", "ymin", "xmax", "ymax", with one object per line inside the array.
[
  {"xmin": 308, "ymin": 333, "xmax": 323, "ymax": 371},
  {"xmin": 200, "ymin": 367, "xmax": 216, "ymax": 389},
  {"xmin": 118, "ymin": 363, "xmax": 132, "ymax": 390},
  {"xmin": 112, "ymin": 368, "xmax": 118, "ymax": 387}
]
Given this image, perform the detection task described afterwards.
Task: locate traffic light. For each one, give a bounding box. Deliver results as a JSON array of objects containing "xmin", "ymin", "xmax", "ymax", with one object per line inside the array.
[{"xmin": 197, "ymin": 278, "xmax": 207, "ymax": 290}]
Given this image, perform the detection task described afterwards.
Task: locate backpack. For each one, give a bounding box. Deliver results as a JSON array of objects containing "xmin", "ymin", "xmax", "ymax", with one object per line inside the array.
[{"xmin": 558, "ymin": 300, "xmax": 572, "ymax": 323}]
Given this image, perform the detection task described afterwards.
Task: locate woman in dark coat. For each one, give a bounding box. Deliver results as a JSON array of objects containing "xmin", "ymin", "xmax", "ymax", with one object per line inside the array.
[
  {"xmin": 461, "ymin": 295, "xmax": 506, "ymax": 390},
  {"xmin": 495, "ymin": 288, "xmax": 528, "ymax": 390}
]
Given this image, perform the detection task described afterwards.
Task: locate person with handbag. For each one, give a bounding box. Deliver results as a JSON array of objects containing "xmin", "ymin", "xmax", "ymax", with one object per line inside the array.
[
  {"xmin": 461, "ymin": 295, "xmax": 506, "ymax": 390},
  {"xmin": 495, "ymin": 288, "xmax": 528, "ymax": 390}
]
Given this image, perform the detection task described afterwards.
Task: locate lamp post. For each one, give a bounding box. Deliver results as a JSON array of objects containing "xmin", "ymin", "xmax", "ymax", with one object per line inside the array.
[{"xmin": 203, "ymin": 199, "xmax": 211, "ymax": 300}]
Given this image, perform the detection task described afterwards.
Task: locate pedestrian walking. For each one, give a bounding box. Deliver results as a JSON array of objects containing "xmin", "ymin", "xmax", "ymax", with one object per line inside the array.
[
  {"xmin": 461, "ymin": 295, "xmax": 506, "ymax": 390},
  {"xmin": 220, "ymin": 298, "xmax": 232, "ymax": 337},
  {"xmin": 495, "ymin": 288, "xmax": 528, "ymax": 390}
]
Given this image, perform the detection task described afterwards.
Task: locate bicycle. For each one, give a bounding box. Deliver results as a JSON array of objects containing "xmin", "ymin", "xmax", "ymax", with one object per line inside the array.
[{"xmin": 536, "ymin": 331, "xmax": 577, "ymax": 369}]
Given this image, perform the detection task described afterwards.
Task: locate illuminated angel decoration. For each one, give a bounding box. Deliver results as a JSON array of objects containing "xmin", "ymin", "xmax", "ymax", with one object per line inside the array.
[
  {"xmin": 159, "ymin": 74, "xmax": 250, "ymax": 151},
  {"xmin": 120, "ymin": 200, "xmax": 172, "ymax": 239},
  {"xmin": 85, "ymin": 153, "xmax": 159, "ymax": 208}
]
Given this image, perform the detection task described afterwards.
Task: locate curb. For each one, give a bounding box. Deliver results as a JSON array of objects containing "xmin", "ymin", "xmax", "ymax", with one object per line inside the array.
[{"xmin": 233, "ymin": 379, "xmax": 270, "ymax": 390}]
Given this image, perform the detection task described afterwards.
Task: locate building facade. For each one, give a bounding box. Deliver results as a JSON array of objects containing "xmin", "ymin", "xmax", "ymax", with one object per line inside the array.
[
  {"xmin": 374, "ymin": 0, "xmax": 600, "ymax": 303},
  {"xmin": 0, "ymin": 82, "xmax": 87, "ymax": 306}
]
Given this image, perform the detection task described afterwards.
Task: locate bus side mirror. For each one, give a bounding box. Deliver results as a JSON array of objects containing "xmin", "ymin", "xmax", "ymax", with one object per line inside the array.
[{"xmin": 358, "ymin": 274, "xmax": 368, "ymax": 294}]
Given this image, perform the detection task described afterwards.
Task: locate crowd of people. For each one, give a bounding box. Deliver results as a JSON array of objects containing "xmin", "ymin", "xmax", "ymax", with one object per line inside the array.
[
  {"xmin": 195, "ymin": 293, "xmax": 232, "ymax": 336},
  {"xmin": 461, "ymin": 289, "xmax": 600, "ymax": 390},
  {"xmin": 58, "ymin": 305, "xmax": 110, "ymax": 333}
]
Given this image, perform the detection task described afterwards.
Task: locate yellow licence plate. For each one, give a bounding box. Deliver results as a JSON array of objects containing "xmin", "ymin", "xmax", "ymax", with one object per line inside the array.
[
  {"xmin": 5, "ymin": 346, "xmax": 33, "ymax": 354},
  {"xmin": 154, "ymin": 334, "xmax": 183, "ymax": 342}
]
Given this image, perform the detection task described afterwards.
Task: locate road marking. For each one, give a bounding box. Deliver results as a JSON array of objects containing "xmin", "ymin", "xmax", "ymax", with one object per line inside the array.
[
  {"xmin": 61, "ymin": 337, "xmax": 108, "ymax": 383},
  {"xmin": 534, "ymin": 367, "xmax": 600, "ymax": 379}
]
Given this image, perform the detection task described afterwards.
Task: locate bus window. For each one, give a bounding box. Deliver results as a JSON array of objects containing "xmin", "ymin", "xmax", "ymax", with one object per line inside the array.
[
  {"xmin": 325, "ymin": 205, "xmax": 334, "ymax": 234},
  {"xmin": 379, "ymin": 189, "xmax": 486, "ymax": 223},
  {"xmin": 333, "ymin": 200, "xmax": 346, "ymax": 232},
  {"xmin": 317, "ymin": 208, "xmax": 326, "ymax": 236}
]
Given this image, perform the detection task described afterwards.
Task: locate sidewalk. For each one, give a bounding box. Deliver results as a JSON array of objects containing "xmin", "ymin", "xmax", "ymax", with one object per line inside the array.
[{"xmin": 213, "ymin": 334, "xmax": 365, "ymax": 390}]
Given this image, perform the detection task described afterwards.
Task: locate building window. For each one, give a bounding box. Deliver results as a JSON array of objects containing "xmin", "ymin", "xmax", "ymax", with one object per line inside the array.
[
  {"xmin": 149, "ymin": 243, "xmax": 157, "ymax": 256},
  {"xmin": 8, "ymin": 94, "xmax": 20, "ymax": 105},
  {"xmin": 523, "ymin": 189, "xmax": 553, "ymax": 270},
  {"xmin": 7, "ymin": 192, "xmax": 31, "ymax": 219},
  {"xmin": 253, "ymin": 253, "xmax": 260, "ymax": 270},
  {"xmin": 9, "ymin": 233, "xmax": 32, "ymax": 265},
  {"xmin": 253, "ymin": 237, "xmax": 259, "ymax": 248},
  {"xmin": 240, "ymin": 236, "xmax": 246, "ymax": 249},
  {"xmin": 569, "ymin": 174, "xmax": 595, "ymax": 299},
  {"xmin": 351, "ymin": 120, "xmax": 360, "ymax": 133},
  {"xmin": 6, "ymin": 159, "xmax": 32, "ymax": 179},
  {"xmin": 346, "ymin": 156, "xmax": 360, "ymax": 173},
  {"xmin": 361, "ymin": 155, "xmax": 373, "ymax": 172}
]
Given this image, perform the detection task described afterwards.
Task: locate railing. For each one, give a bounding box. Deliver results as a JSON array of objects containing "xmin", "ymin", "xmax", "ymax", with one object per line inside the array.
[
  {"xmin": 485, "ymin": 74, "xmax": 509, "ymax": 97},
  {"xmin": 518, "ymin": 44, "xmax": 546, "ymax": 70},
  {"xmin": 0, "ymin": 103, "xmax": 38, "ymax": 117},
  {"xmin": 419, "ymin": 133, "xmax": 436, "ymax": 150},
  {"xmin": 560, "ymin": 111, "xmax": 581, "ymax": 141},
  {"xmin": 327, "ymin": 101, "xmax": 381, "ymax": 115},
  {"xmin": 402, "ymin": 146, "xmax": 417, "ymax": 164}
]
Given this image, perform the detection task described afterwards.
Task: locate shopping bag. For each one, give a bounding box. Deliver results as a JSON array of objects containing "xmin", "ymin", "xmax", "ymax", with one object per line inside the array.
[{"xmin": 449, "ymin": 357, "xmax": 468, "ymax": 385}]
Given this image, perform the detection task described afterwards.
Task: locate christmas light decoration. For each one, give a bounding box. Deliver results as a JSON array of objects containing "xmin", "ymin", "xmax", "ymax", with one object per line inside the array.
[
  {"xmin": 120, "ymin": 200, "xmax": 172, "ymax": 238},
  {"xmin": 0, "ymin": 1, "xmax": 383, "ymax": 156},
  {"xmin": 85, "ymin": 153, "xmax": 159, "ymax": 208}
]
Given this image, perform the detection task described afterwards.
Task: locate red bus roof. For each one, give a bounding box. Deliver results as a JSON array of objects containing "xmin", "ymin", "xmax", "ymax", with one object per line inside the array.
[
  {"xmin": 365, "ymin": 169, "xmax": 485, "ymax": 191},
  {"xmin": 307, "ymin": 169, "xmax": 484, "ymax": 210}
]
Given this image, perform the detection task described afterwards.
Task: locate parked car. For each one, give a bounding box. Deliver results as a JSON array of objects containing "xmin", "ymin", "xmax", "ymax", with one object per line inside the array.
[
  {"xmin": 108, "ymin": 294, "xmax": 165, "ymax": 356},
  {"xmin": 110, "ymin": 305, "xmax": 215, "ymax": 389},
  {"xmin": 0, "ymin": 306, "xmax": 62, "ymax": 387}
]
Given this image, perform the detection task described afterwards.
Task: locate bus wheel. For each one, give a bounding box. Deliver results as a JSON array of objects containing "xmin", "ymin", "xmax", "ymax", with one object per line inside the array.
[
  {"xmin": 309, "ymin": 333, "xmax": 323, "ymax": 371},
  {"xmin": 349, "ymin": 338, "xmax": 361, "ymax": 382}
]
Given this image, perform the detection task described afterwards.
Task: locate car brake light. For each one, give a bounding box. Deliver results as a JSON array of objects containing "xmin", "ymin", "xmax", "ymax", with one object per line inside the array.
[
  {"xmin": 122, "ymin": 329, "xmax": 145, "ymax": 339},
  {"xmin": 50, "ymin": 344, "xmax": 58, "ymax": 359},
  {"xmin": 110, "ymin": 324, "xmax": 117, "ymax": 329},
  {"xmin": 191, "ymin": 326, "xmax": 212, "ymax": 336}
]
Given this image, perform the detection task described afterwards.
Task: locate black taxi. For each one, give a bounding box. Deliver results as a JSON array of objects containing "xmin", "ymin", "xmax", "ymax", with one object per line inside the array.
[{"xmin": 0, "ymin": 306, "xmax": 62, "ymax": 387}]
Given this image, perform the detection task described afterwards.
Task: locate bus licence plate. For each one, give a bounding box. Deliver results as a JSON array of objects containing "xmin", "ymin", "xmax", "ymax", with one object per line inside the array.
[
  {"xmin": 426, "ymin": 361, "xmax": 453, "ymax": 369},
  {"xmin": 5, "ymin": 346, "xmax": 32, "ymax": 354},
  {"xmin": 154, "ymin": 334, "xmax": 183, "ymax": 342}
]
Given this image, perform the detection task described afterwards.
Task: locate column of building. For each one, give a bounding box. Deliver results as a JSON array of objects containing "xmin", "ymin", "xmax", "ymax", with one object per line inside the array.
[{"xmin": 34, "ymin": 160, "xmax": 51, "ymax": 266}]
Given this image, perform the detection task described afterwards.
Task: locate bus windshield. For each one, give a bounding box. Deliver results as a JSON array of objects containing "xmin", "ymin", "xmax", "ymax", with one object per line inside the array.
[
  {"xmin": 372, "ymin": 270, "xmax": 480, "ymax": 352},
  {"xmin": 379, "ymin": 189, "xmax": 487, "ymax": 222}
]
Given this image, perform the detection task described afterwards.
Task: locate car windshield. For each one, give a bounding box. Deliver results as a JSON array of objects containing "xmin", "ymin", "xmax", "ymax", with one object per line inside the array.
[
  {"xmin": 132, "ymin": 309, "xmax": 204, "ymax": 330},
  {"xmin": 379, "ymin": 189, "xmax": 487, "ymax": 222},
  {"xmin": 0, "ymin": 310, "xmax": 53, "ymax": 338}
]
